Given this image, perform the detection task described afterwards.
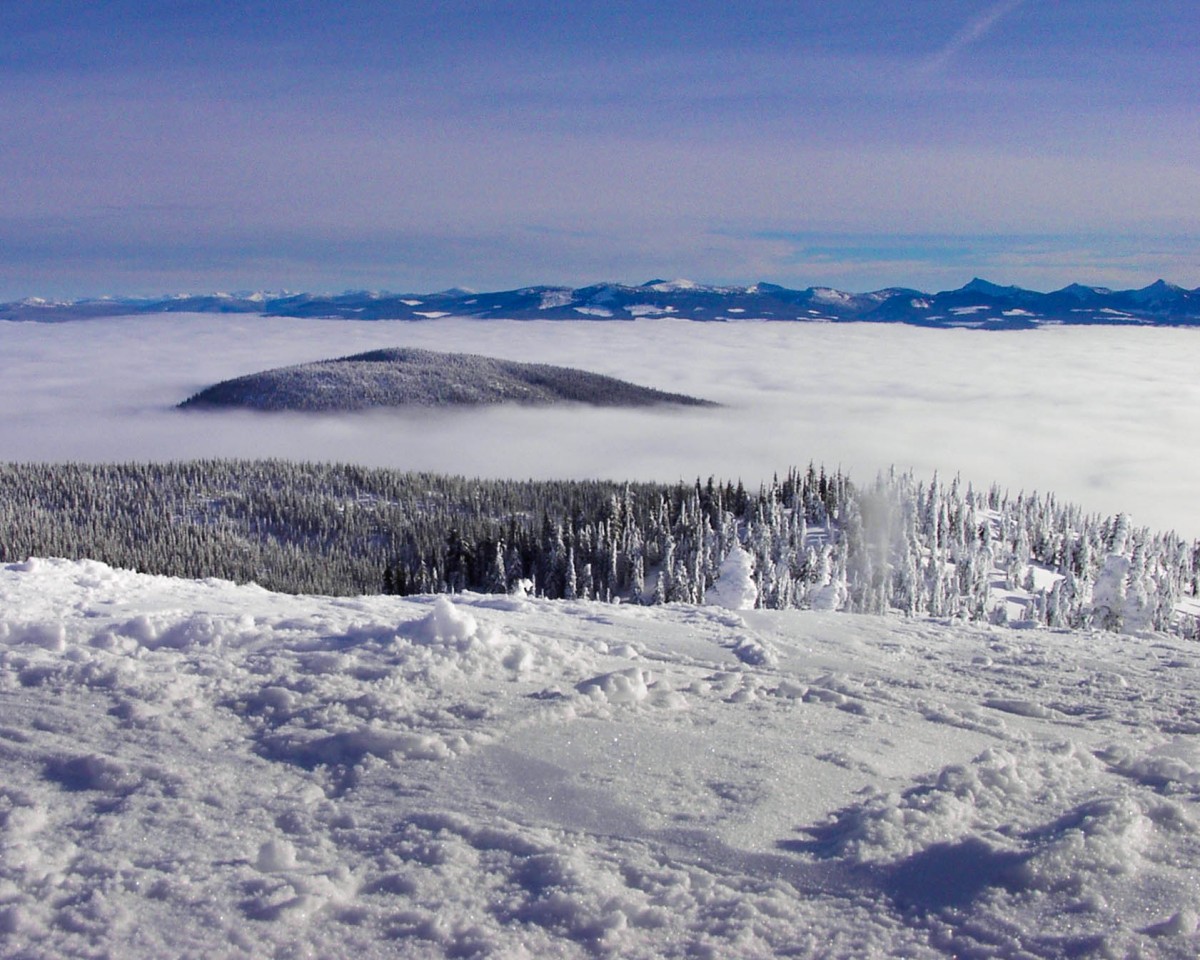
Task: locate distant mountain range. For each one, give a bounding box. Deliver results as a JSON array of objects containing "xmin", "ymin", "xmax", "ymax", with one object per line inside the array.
[{"xmin": 6, "ymin": 277, "xmax": 1200, "ymax": 327}]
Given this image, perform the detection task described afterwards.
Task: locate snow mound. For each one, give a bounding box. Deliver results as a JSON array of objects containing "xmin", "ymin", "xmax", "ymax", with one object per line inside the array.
[
  {"xmin": 2, "ymin": 621, "xmax": 67, "ymax": 651},
  {"xmin": 704, "ymin": 544, "xmax": 757, "ymax": 610},
  {"xmin": 403, "ymin": 596, "xmax": 486, "ymax": 649},
  {"xmin": 576, "ymin": 666, "xmax": 646, "ymax": 701},
  {"xmin": 813, "ymin": 743, "xmax": 1104, "ymax": 864},
  {"xmin": 1100, "ymin": 742, "xmax": 1200, "ymax": 794},
  {"xmin": 732, "ymin": 632, "xmax": 777, "ymax": 667},
  {"xmin": 115, "ymin": 611, "xmax": 260, "ymax": 650},
  {"xmin": 262, "ymin": 726, "xmax": 456, "ymax": 768},
  {"xmin": 395, "ymin": 596, "xmax": 543, "ymax": 678}
]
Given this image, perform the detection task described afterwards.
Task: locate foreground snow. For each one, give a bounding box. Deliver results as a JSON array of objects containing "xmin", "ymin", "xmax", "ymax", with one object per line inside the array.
[{"xmin": 2, "ymin": 560, "xmax": 1199, "ymax": 958}]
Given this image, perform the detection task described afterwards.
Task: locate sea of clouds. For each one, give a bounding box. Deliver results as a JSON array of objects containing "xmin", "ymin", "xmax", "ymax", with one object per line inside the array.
[{"xmin": 2, "ymin": 313, "xmax": 1198, "ymax": 539}]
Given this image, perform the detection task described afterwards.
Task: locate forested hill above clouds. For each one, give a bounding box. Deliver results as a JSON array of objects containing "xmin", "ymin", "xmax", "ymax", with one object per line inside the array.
[
  {"xmin": 177, "ymin": 348, "xmax": 715, "ymax": 411},
  {"xmin": 7, "ymin": 278, "xmax": 1200, "ymax": 326}
]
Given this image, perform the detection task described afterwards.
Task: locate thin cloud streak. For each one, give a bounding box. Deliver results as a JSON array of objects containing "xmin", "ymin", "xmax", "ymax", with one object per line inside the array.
[
  {"xmin": 917, "ymin": 0, "xmax": 1028, "ymax": 77},
  {"xmin": 1, "ymin": 2, "xmax": 1195, "ymax": 297}
]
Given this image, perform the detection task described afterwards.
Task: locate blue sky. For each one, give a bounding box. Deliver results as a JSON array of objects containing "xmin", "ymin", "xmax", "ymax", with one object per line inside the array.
[{"xmin": 2, "ymin": 1, "xmax": 1197, "ymax": 298}]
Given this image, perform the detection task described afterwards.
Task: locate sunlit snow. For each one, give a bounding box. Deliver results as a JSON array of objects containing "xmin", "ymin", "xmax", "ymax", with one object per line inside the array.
[
  {"xmin": 2, "ymin": 558, "xmax": 1199, "ymax": 957},
  {"xmin": 3, "ymin": 312, "xmax": 1200, "ymax": 956}
]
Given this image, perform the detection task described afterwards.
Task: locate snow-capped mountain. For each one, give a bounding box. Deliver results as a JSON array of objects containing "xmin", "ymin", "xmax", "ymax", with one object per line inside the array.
[{"xmin": 4, "ymin": 278, "xmax": 1200, "ymax": 326}]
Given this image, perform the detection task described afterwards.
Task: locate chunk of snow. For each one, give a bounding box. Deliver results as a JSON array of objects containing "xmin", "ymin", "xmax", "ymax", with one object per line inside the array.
[
  {"xmin": 7, "ymin": 622, "xmax": 66, "ymax": 651},
  {"xmin": 256, "ymin": 838, "xmax": 298, "ymax": 872},
  {"xmin": 402, "ymin": 596, "xmax": 481, "ymax": 649},
  {"xmin": 576, "ymin": 667, "xmax": 652, "ymax": 704}
]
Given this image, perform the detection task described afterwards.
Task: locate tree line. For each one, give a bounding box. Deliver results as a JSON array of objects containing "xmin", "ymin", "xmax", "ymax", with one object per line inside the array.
[{"xmin": 1, "ymin": 460, "xmax": 1196, "ymax": 636}]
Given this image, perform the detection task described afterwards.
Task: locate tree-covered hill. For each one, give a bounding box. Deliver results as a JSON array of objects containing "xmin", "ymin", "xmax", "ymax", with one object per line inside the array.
[{"xmin": 178, "ymin": 348, "xmax": 716, "ymax": 411}]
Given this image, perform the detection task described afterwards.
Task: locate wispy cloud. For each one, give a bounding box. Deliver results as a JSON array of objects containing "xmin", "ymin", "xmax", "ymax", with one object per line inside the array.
[
  {"xmin": 3, "ymin": 2, "xmax": 1192, "ymax": 298},
  {"xmin": 917, "ymin": 0, "xmax": 1027, "ymax": 77}
]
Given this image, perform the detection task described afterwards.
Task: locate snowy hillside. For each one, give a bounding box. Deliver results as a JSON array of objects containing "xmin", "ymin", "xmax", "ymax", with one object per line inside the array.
[
  {"xmin": 3, "ymin": 558, "xmax": 1199, "ymax": 958},
  {"xmin": 178, "ymin": 348, "xmax": 714, "ymax": 412}
]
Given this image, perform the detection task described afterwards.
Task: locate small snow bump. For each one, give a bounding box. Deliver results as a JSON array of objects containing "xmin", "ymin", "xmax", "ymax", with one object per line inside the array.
[{"xmin": 256, "ymin": 838, "xmax": 298, "ymax": 872}]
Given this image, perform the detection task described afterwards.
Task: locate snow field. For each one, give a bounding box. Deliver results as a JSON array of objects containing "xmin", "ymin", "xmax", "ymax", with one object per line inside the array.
[{"xmin": 2, "ymin": 558, "xmax": 1200, "ymax": 957}]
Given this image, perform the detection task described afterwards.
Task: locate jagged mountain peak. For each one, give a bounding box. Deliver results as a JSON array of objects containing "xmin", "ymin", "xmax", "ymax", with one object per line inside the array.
[
  {"xmin": 959, "ymin": 277, "xmax": 1025, "ymax": 297},
  {"xmin": 1139, "ymin": 278, "xmax": 1184, "ymax": 294},
  {"xmin": 1128, "ymin": 279, "xmax": 1190, "ymax": 306}
]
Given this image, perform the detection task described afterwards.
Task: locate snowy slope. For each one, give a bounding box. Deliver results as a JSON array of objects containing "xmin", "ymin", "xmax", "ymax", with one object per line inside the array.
[{"xmin": 3, "ymin": 559, "xmax": 1199, "ymax": 958}]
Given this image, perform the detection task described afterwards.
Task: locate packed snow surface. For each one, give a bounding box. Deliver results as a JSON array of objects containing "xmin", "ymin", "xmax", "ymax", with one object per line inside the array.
[{"xmin": 3, "ymin": 558, "xmax": 1199, "ymax": 958}]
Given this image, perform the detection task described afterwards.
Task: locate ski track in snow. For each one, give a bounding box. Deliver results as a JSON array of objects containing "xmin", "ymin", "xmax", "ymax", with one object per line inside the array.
[{"xmin": 2, "ymin": 559, "xmax": 1200, "ymax": 957}]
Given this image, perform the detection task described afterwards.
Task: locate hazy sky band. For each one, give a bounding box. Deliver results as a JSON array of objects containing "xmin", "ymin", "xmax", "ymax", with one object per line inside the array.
[{"xmin": 2, "ymin": 1, "xmax": 1197, "ymax": 298}]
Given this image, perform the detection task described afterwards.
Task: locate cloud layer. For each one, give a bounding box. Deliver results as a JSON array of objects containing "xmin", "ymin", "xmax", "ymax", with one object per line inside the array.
[{"xmin": 2, "ymin": 315, "xmax": 1198, "ymax": 539}]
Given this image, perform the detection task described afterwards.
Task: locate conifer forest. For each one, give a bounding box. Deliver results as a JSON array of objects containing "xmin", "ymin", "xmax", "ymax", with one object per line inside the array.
[{"xmin": 2, "ymin": 460, "xmax": 1196, "ymax": 637}]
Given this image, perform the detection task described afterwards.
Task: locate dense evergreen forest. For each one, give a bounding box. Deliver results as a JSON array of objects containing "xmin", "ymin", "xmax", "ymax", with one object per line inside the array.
[
  {"xmin": 1, "ymin": 460, "xmax": 1197, "ymax": 636},
  {"xmin": 179, "ymin": 348, "xmax": 715, "ymax": 411}
]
